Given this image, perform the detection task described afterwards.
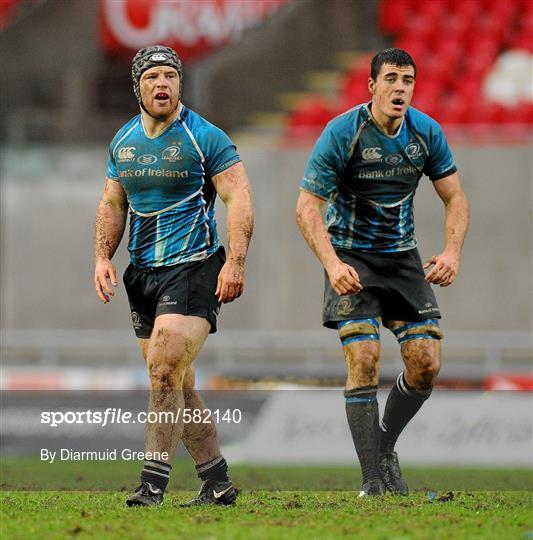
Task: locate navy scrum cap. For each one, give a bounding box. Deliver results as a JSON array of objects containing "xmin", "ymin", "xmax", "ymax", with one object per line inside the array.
[{"xmin": 131, "ymin": 45, "xmax": 183, "ymax": 102}]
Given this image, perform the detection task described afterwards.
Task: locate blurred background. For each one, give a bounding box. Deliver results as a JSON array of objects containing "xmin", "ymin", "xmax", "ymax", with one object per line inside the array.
[{"xmin": 1, "ymin": 0, "xmax": 532, "ymax": 468}]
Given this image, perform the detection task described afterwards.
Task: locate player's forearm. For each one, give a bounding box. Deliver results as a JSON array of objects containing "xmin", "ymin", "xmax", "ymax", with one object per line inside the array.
[
  {"xmin": 94, "ymin": 200, "xmax": 127, "ymax": 261},
  {"xmin": 225, "ymin": 190, "xmax": 254, "ymax": 268},
  {"xmin": 296, "ymin": 199, "xmax": 340, "ymax": 271},
  {"xmin": 443, "ymin": 191, "xmax": 469, "ymax": 256}
]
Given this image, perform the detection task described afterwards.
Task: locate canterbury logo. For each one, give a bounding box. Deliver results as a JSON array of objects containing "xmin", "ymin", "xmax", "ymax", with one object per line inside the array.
[
  {"xmin": 362, "ymin": 147, "xmax": 382, "ymax": 161},
  {"xmin": 118, "ymin": 147, "xmax": 135, "ymax": 160},
  {"xmin": 151, "ymin": 53, "xmax": 168, "ymax": 62}
]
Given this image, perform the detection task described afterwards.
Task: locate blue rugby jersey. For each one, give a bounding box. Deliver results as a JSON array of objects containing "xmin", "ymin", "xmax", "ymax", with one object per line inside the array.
[
  {"xmin": 107, "ymin": 104, "xmax": 240, "ymax": 267},
  {"xmin": 300, "ymin": 103, "xmax": 457, "ymax": 252}
]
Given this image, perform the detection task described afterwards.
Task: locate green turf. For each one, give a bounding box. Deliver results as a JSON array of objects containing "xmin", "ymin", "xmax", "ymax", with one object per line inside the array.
[
  {"xmin": 1, "ymin": 490, "xmax": 531, "ymax": 540},
  {"xmin": 1, "ymin": 458, "xmax": 532, "ymax": 491},
  {"xmin": 1, "ymin": 460, "xmax": 532, "ymax": 539}
]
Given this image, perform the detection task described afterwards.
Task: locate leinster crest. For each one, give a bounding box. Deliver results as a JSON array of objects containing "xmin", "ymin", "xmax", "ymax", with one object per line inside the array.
[{"xmin": 337, "ymin": 297, "xmax": 353, "ymax": 317}]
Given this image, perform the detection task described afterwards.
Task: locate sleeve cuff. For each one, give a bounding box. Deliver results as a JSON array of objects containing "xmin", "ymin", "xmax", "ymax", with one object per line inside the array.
[
  {"xmin": 430, "ymin": 166, "xmax": 457, "ymax": 181},
  {"xmin": 299, "ymin": 187, "xmax": 328, "ymax": 201},
  {"xmin": 211, "ymin": 157, "xmax": 242, "ymax": 177}
]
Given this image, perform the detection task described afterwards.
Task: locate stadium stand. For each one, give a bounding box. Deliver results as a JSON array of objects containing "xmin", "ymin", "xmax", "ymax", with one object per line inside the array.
[{"xmin": 283, "ymin": 0, "xmax": 533, "ymax": 141}]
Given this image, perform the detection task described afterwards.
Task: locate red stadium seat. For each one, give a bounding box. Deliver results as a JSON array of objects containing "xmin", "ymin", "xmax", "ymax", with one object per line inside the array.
[
  {"xmin": 287, "ymin": 97, "xmax": 341, "ymax": 131},
  {"xmin": 441, "ymin": 13, "xmax": 470, "ymax": 43},
  {"xmin": 405, "ymin": 15, "xmax": 435, "ymax": 46},
  {"xmin": 378, "ymin": 0, "xmax": 412, "ymax": 35},
  {"xmin": 521, "ymin": 101, "xmax": 533, "ymax": 124},
  {"xmin": 482, "ymin": 102, "xmax": 506, "ymax": 124},
  {"xmin": 412, "ymin": 78, "xmax": 443, "ymax": 102},
  {"xmin": 433, "ymin": 41, "xmax": 462, "ymax": 67},
  {"xmin": 411, "ymin": 95, "xmax": 438, "ymax": 118},
  {"xmin": 285, "ymin": 97, "xmax": 346, "ymax": 143},
  {"xmin": 508, "ymin": 33, "xmax": 533, "ymax": 53},
  {"xmin": 342, "ymin": 69, "xmax": 371, "ymax": 107},
  {"xmin": 283, "ymin": 0, "xmax": 532, "ymax": 136},
  {"xmin": 437, "ymin": 96, "xmax": 469, "ymax": 125},
  {"xmin": 394, "ymin": 38, "xmax": 428, "ymax": 63}
]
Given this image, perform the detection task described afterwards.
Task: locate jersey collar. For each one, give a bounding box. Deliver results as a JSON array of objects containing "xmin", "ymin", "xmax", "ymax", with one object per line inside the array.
[
  {"xmin": 141, "ymin": 102, "xmax": 184, "ymax": 139},
  {"xmin": 363, "ymin": 102, "xmax": 406, "ymax": 139}
]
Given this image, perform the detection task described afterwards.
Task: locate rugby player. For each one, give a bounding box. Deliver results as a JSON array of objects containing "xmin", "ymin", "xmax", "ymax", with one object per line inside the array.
[
  {"xmin": 296, "ymin": 48, "xmax": 469, "ymax": 496},
  {"xmin": 94, "ymin": 45, "xmax": 254, "ymax": 507}
]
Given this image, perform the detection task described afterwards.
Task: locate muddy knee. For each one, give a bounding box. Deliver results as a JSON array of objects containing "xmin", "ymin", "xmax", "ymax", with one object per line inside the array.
[
  {"xmin": 412, "ymin": 353, "xmax": 440, "ymax": 389},
  {"xmin": 403, "ymin": 344, "xmax": 441, "ymax": 393},
  {"xmin": 389, "ymin": 319, "xmax": 442, "ymax": 392},
  {"xmin": 147, "ymin": 329, "xmax": 193, "ymax": 388},
  {"xmin": 344, "ymin": 344, "xmax": 380, "ymax": 387},
  {"xmin": 339, "ymin": 318, "xmax": 381, "ymax": 387}
]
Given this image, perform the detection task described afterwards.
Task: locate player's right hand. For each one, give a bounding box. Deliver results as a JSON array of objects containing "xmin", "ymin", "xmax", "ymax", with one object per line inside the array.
[
  {"xmin": 326, "ymin": 260, "xmax": 362, "ymax": 296},
  {"xmin": 94, "ymin": 258, "xmax": 118, "ymax": 304},
  {"xmin": 216, "ymin": 258, "xmax": 244, "ymax": 304}
]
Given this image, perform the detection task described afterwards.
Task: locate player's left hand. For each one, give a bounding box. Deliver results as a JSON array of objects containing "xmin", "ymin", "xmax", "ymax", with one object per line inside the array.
[
  {"xmin": 423, "ymin": 252, "xmax": 460, "ymax": 287},
  {"xmin": 216, "ymin": 258, "xmax": 244, "ymax": 303}
]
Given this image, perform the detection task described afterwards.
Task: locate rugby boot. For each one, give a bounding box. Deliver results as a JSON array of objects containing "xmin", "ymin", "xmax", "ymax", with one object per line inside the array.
[
  {"xmin": 126, "ymin": 482, "xmax": 164, "ymax": 507},
  {"xmin": 181, "ymin": 479, "xmax": 237, "ymax": 507},
  {"xmin": 358, "ymin": 477, "xmax": 386, "ymax": 497},
  {"xmin": 379, "ymin": 451, "xmax": 409, "ymax": 495}
]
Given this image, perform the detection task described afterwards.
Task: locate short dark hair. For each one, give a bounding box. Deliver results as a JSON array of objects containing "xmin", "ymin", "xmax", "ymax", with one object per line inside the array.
[{"xmin": 370, "ymin": 48, "xmax": 416, "ymax": 80}]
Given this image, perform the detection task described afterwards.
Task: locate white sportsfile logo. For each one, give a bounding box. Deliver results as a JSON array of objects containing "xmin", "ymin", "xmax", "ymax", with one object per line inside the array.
[{"xmin": 362, "ymin": 147, "xmax": 382, "ymax": 161}]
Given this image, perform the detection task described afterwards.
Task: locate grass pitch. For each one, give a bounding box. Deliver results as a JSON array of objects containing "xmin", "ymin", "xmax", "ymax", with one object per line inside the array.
[{"xmin": 1, "ymin": 459, "xmax": 532, "ymax": 540}]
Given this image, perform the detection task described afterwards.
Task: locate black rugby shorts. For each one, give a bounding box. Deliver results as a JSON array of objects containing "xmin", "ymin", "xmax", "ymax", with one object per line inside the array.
[
  {"xmin": 323, "ymin": 248, "xmax": 441, "ymax": 328},
  {"xmin": 123, "ymin": 247, "xmax": 225, "ymax": 338}
]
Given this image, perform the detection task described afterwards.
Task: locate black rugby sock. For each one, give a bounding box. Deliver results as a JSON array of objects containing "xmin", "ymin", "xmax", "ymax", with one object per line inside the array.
[
  {"xmin": 380, "ymin": 372, "xmax": 430, "ymax": 454},
  {"xmin": 344, "ymin": 386, "xmax": 381, "ymax": 484},
  {"xmin": 196, "ymin": 455, "xmax": 229, "ymax": 482},
  {"xmin": 140, "ymin": 459, "xmax": 172, "ymax": 492}
]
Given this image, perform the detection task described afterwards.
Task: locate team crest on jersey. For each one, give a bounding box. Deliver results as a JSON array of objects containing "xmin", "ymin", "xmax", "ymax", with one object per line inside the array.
[
  {"xmin": 362, "ymin": 147, "xmax": 382, "ymax": 161},
  {"xmin": 137, "ymin": 154, "xmax": 157, "ymax": 165},
  {"xmin": 385, "ymin": 153, "xmax": 403, "ymax": 165},
  {"xmin": 405, "ymin": 143, "xmax": 422, "ymax": 158},
  {"xmin": 117, "ymin": 147, "xmax": 136, "ymax": 162},
  {"xmin": 162, "ymin": 146, "xmax": 182, "ymax": 162}
]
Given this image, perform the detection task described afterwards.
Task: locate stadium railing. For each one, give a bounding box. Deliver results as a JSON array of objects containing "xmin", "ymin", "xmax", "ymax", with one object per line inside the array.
[{"xmin": 1, "ymin": 329, "xmax": 531, "ymax": 381}]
